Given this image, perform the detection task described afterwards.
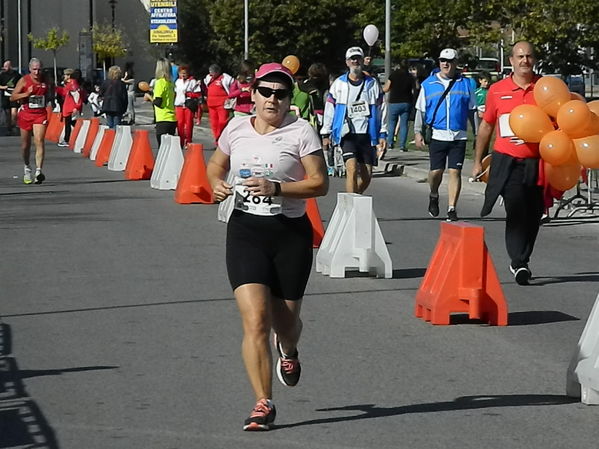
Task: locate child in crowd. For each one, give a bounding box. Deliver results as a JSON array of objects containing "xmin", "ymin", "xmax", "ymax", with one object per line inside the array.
[
  {"xmin": 88, "ymin": 84, "xmax": 103, "ymax": 117},
  {"xmin": 475, "ymin": 71, "xmax": 491, "ymax": 119}
]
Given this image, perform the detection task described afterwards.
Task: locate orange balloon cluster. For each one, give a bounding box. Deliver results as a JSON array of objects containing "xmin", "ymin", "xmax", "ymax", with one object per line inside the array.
[{"xmin": 510, "ymin": 76, "xmax": 598, "ymax": 191}]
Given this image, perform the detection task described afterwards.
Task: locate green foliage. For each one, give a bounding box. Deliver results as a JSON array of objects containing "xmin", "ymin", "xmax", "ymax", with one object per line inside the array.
[
  {"xmin": 27, "ymin": 27, "xmax": 70, "ymax": 52},
  {"xmin": 175, "ymin": 0, "xmax": 599, "ymax": 77},
  {"xmin": 92, "ymin": 23, "xmax": 127, "ymax": 62},
  {"xmin": 28, "ymin": 27, "xmax": 70, "ymax": 82}
]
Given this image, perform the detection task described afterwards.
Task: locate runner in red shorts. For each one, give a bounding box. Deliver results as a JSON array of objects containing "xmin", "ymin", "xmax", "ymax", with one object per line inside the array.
[{"xmin": 10, "ymin": 58, "xmax": 50, "ymax": 184}]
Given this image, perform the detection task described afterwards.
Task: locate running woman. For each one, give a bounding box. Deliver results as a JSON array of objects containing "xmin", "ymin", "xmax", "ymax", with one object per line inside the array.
[{"xmin": 207, "ymin": 62, "xmax": 328, "ymax": 431}]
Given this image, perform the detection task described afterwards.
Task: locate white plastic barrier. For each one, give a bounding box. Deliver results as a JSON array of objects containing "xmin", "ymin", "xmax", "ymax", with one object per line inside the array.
[
  {"xmin": 567, "ymin": 292, "xmax": 599, "ymax": 404},
  {"xmin": 316, "ymin": 193, "xmax": 392, "ymax": 278},
  {"xmin": 89, "ymin": 125, "xmax": 108, "ymax": 161},
  {"xmin": 150, "ymin": 134, "xmax": 184, "ymax": 190},
  {"xmin": 107, "ymin": 125, "xmax": 133, "ymax": 171},
  {"xmin": 73, "ymin": 120, "xmax": 90, "ymax": 154}
]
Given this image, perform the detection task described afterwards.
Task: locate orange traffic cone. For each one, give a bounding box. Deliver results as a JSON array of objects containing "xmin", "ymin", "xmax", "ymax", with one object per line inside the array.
[
  {"xmin": 94, "ymin": 129, "xmax": 116, "ymax": 167},
  {"xmin": 414, "ymin": 222, "xmax": 508, "ymax": 326},
  {"xmin": 124, "ymin": 129, "xmax": 154, "ymax": 180},
  {"xmin": 306, "ymin": 197, "xmax": 325, "ymax": 248},
  {"xmin": 174, "ymin": 143, "xmax": 213, "ymax": 204},
  {"xmin": 82, "ymin": 118, "xmax": 100, "ymax": 158},
  {"xmin": 68, "ymin": 118, "xmax": 84, "ymax": 150}
]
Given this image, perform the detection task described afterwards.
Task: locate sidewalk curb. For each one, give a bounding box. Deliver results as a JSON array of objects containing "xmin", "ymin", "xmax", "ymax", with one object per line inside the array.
[{"xmin": 374, "ymin": 150, "xmax": 487, "ymax": 195}]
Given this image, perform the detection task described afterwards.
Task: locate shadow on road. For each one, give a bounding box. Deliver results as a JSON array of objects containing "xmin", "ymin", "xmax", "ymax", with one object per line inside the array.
[
  {"xmin": 277, "ymin": 394, "xmax": 577, "ymax": 429},
  {"xmin": 449, "ymin": 311, "xmax": 580, "ymax": 326},
  {"xmin": 0, "ymin": 321, "xmax": 118, "ymax": 449},
  {"xmin": 532, "ymin": 272, "xmax": 599, "ymax": 285}
]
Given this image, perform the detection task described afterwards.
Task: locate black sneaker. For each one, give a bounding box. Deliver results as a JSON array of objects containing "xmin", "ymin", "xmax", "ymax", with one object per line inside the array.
[
  {"xmin": 243, "ymin": 399, "xmax": 276, "ymax": 431},
  {"xmin": 428, "ymin": 195, "xmax": 439, "ymax": 217},
  {"xmin": 510, "ymin": 265, "xmax": 531, "ymax": 285},
  {"xmin": 34, "ymin": 171, "xmax": 45, "ymax": 184},
  {"xmin": 446, "ymin": 208, "xmax": 459, "ymax": 222},
  {"xmin": 273, "ymin": 333, "xmax": 301, "ymax": 387}
]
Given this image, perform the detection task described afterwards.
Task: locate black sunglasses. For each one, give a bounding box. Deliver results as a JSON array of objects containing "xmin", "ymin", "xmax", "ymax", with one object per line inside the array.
[
  {"xmin": 348, "ymin": 55, "xmax": 363, "ymax": 61},
  {"xmin": 256, "ymin": 86, "xmax": 290, "ymax": 100},
  {"xmin": 439, "ymin": 58, "xmax": 456, "ymax": 63}
]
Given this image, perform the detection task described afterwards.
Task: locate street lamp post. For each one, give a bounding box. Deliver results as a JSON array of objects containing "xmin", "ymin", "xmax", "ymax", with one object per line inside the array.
[
  {"xmin": 385, "ymin": 0, "xmax": 390, "ymax": 80},
  {"xmin": 109, "ymin": 0, "xmax": 117, "ymax": 29},
  {"xmin": 244, "ymin": 0, "xmax": 248, "ymax": 60}
]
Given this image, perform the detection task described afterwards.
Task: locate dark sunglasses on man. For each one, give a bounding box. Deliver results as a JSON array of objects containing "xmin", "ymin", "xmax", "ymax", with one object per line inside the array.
[
  {"xmin": 439, "ymin": 58, "xmax": 455, "ymax": 63},
  {"xmin": 255, "ymin": 86, "xmax": 290, "ymax": 100},
  {"xmin": 348, "ymin": 55, "xmax": 363, "ymax": 61}
]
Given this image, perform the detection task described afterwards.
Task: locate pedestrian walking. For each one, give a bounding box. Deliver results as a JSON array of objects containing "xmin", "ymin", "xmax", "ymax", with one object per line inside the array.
[
  {"xmin": 56, "ymin": 68, "xmax": 84, "ymax": 147},
  {"xmin": 204, "ymin": 64, "xmax": 233, "ymax": 146},
  {"xmin": 415, "ymin": 48, "xmax": 476, "ymax": 221},
  {"xmin": 383, "ymin": 59, "xmax": 416, "ymax": 152},
  {"xmin": 100, "ymin": 65, "xmax": 128, "ymax": 129},
  {"xmin": 144, "ymin": 58, "xmax": 177, "ymax": 146},
  {"xmin": 227, "ymin": 60, "xmax": 255, "ymax": 116},
  {"xmin": 0, "ymin": 60, "xmax": 22, "ymax": 135},
  {"xmin": 174, "ymin": 65, "xmax": 202, "ymax": 147},
  {"xmin": 472, "ymin": 41, "xmax": 544, "ymax": 285},
  {"xmin": 206, "ymin": 62, "xmax": 328, "ymax": 431},
  {"xmin": 122, "ymin": 62, "xmax": 136, "ymax": 125}
]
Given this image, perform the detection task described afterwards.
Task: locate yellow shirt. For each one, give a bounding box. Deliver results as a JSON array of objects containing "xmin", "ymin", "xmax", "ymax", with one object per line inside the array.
[{"xmin": 153, "ymin": 78, "xmax": 176, "ymax": 122}]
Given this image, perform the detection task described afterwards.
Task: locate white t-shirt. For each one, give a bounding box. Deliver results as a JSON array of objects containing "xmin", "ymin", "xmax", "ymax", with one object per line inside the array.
[
  {"xmin": 218, "ymin": 115, "xmax": 322, "ymax": 218},
  {"xmin": 174, "ymin": 77, "xmax": 201, "ymax": 107},
  {"xmin": 346, "ymin": 80, "xmax": 369, "ymax": 134}
]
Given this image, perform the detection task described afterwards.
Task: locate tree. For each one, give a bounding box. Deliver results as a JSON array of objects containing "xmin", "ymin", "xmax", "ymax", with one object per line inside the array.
[
  {"xmin": 176, "ymin": 0, "xmax": 223, "ymax": 75},
  {"xmin": 27, "ymin": 27, "xmax": 70, "ymax": 83},
  {"xmin": 92, "ymin": 23, "xmax": 128, "ymax": 78},
  {"xmin": 205, "ymin": 0, "xmax": 381, "ymax": 75},
  {"xmin": 486, "ymin": 0, "xmax": 599, "ymax": 76}
]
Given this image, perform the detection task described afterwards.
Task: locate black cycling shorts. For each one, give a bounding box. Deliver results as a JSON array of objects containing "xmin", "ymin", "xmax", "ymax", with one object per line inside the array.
[
  {"xmin": 429, "ymin": 139, "xmax": 466, "ymax": 171},
  {"xmin": 226, "ymin": 209, "xmax": 313, "ymax": 300},
  {"xmin": 341, "ymin": 133, "xmax": 376, "ymax": 166}
]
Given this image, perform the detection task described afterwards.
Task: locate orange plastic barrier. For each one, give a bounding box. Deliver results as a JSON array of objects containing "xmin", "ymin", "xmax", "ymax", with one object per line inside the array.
[
  {"xmin": 174, "ymin": 143, "xmax": 213, "ymax": 204},
  {"xmin": 68, "ymin": 118, "xmax": 84, "ymax": 150},
  {"xmin": 124, "ymin": 129, "xmax": 154, "ymax": 180},
  {"xmin": 94, "ymin": 129, "xmax": 116, "ymax": 167},
  {"xmin": 82, "ymin": 118, "xmax": 100, "ymax": 158},
  {"xmin": 45, "ymin": 112, "xmax": 63, "ymax": 143},
  {"xmin": 306, "ymin": 197, "xmax": 325, "ymax": 248},
  {"xmin": 415, "ymin": 222, "xmax": 508, "ymax": 326}
]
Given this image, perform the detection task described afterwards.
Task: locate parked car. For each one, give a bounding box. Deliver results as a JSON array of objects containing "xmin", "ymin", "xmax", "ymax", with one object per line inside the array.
[{"xmin": 565, "ymin": 75, "xmax": 585, "ymax": 96}]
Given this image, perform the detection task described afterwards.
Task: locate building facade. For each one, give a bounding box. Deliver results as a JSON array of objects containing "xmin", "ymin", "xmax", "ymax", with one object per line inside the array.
[{"xmin": 0, "ymin": 0, "xmax": 167, "ymax": 83}]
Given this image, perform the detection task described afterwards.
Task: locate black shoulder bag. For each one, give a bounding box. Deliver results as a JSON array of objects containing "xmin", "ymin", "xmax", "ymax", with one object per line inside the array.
[{"xmin": 422, "ymin": 78, "xmax": 456, "ymax": 145}]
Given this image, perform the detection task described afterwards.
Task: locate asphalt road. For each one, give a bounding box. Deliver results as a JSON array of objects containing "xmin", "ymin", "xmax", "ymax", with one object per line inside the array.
[{"xmin": 2, "ymin": 108, "xmax": 599, "ymax": 449}]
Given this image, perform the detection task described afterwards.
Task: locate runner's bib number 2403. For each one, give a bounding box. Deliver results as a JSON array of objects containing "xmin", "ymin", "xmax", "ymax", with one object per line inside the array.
[{"xmin": 233, "ymin": 176, "xmax": 282, "ymax": 216}]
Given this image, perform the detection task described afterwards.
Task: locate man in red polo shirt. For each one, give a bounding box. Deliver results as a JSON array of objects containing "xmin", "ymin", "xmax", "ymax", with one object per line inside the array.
[{"xmin": 472, "ymin": 41, "xmax": 543, "ymax": 285}]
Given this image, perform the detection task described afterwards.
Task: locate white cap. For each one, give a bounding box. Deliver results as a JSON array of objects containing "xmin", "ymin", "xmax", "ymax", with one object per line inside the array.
[
  {"xmin": 345, "ymin": 47, "xmax": 364, "ymax": 59},
  {"xmin": 439, "ymin": 48, "xmax": 458, "ymax": 60}
]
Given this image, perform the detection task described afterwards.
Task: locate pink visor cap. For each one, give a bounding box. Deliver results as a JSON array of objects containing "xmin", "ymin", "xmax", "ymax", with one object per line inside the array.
[{"xmin": 255, "ymin": 62, "xmax": 295, "ymax": 86}]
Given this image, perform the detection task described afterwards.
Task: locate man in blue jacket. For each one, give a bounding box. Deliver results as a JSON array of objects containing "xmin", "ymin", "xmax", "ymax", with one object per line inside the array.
[
  {"xmin": 414, "ymin": 48, "xmax": 475, "ymax": 221},
  {"xmin": 321, "ymin": 47, "xmax": 387, "ymax": 194}
]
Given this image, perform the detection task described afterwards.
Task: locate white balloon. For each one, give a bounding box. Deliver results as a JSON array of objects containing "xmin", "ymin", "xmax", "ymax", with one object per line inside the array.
[{"xmin": 363, "ymin": 24, "xmax": 379, "ymax": 47}]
